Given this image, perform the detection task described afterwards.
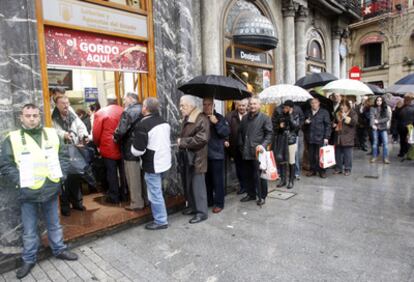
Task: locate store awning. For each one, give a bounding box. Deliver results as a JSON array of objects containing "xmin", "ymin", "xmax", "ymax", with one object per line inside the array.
[
  {"xmin": 232, "ymin": 12, "xmax": 278, "ymax": 51},
  {"xmin": 360, "ymin": 34, "xmax": 384, "ymax": 46}
]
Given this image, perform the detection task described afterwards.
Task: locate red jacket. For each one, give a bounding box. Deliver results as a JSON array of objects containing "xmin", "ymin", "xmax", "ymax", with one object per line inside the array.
[{"xmin": 93, "ymin": 104, "xmax": 124, "ymax": 160}]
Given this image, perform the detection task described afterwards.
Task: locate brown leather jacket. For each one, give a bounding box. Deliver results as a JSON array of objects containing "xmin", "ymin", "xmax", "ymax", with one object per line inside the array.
[{"xmin": 179, "ymin": 108, "xmax": 210, "ymax": 174}]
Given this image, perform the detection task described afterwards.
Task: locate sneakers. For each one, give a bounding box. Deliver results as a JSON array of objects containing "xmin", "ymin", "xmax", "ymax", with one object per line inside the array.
[
  {"xmin": 56, "ymin": 250, "xmax": 79, "ymax": 261},
  {"xmin": 370, "ymin": 157, "xmax": 377, "ymax": 163},
  {"xmin": 383, "ymin": 159, "xmax": 390, "ymax": 164}
]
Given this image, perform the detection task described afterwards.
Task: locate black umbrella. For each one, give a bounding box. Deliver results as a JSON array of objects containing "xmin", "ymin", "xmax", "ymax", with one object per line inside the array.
[
  {"xmin": 366, "ymin": 83, "xmax": 385, "ymax": 95},
  {"xmin": 295, "ymin": 72, "xmax": 338, "ymax": 89},
  {"xmin": 178, "ymin": 75, "xmax": 251, "ymax": 100}
]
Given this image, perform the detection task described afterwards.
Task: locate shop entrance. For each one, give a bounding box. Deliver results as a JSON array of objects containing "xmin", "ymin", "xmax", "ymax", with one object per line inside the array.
[{"xmin": 34, "ymin": 0, "xmax": 184, "ymax": 245}]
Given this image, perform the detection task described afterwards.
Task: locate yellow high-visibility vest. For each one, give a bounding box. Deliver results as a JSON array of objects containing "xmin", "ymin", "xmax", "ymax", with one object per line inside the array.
[{"xmin": 9, "ymin": 127, "xmax": 61, "ymax": 189}]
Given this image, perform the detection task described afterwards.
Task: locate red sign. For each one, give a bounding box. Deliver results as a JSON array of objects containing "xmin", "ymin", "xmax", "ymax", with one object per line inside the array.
[
  {"xmin": 349, "ymin": 66, "xmax": 361, "ymax": 81},
  {"xmin": 45, "ymin": 26, "xmax": 148, "ymax": 73}
]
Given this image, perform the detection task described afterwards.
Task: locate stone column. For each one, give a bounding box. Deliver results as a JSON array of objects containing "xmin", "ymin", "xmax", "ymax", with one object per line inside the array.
[
  {"xmin": 331, "ymin": 28, "xmax": 342, "ymax": 78},
  {"xmin": 295, "ymin": 5, "xmax": 308, "ymax": 80},
  {"xmin": 282, "ymin": 0, "xmax": 296, "ymax": 84}
]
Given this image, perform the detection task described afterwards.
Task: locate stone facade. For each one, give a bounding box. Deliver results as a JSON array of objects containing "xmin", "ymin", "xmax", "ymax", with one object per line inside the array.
[
  {"xmin": 0, "ymin": 0, "xmax": 361, "ymax": 270},
  {"xmin": 0, "ymin": 0, "xmax": 44, "ymax": 266},
  {"xmin": 348, "ymin": 5, "xmax": 414, "ymax": 86}
]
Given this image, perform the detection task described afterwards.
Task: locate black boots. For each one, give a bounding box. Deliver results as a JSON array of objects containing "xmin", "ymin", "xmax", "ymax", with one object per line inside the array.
[
  {"xmin": 287, "ymin": 164, "xmax": 295, "ymax": 189},
  {"xmin": 277, "ymin": 164, "xmax": 287, "ymax": 187},
  {"xmin": 278, "ymin": 164, "xmax": 295, "ymax": 189}
]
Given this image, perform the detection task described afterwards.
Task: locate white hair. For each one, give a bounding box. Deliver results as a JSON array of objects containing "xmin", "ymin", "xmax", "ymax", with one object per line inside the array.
[{"xmin": 180, "ymin": 95, "xmax": 198, "ymax": 108}]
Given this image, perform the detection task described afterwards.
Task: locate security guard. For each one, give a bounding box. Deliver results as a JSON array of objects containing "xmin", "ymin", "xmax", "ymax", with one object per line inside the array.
[{"xmin": 0, "ymin": 104, "xmax": 78, "ymax": 279}]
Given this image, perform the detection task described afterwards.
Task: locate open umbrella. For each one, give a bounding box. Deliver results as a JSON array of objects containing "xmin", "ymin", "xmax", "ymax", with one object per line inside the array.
[
  {"xmin": 321, "ymin": 79, "xmax": 373, "ymax": 96},
  {"xmin": 295, "ymin": 72, "xmax": 338, "ymax": 89},
  {"xmin": 367, "ymin": 83, "xmax": 385, "ymax": 95},
  {"xmin": 386, "ymin": 73, "xmax": 414, "ymax": 95},
  {"xmin": 178, "ymin": 75, "xmax": 251, "ymax": 100},
  {"xmin": 258, "ymin": 84, "xmax": 313, "ymax": 105}
]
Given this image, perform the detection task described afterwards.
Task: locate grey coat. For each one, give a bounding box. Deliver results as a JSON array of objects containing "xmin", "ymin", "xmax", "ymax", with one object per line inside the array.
[
  {"xmin": 238, "ymin": 112, "xmax": 273, "ymax": 160},
  {"xmin": 370, "ymin": 107, "xmax": 390, "ymax": 131}
]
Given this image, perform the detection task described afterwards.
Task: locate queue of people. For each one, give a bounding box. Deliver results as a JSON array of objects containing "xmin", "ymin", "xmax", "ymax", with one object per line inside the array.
[{"xmin": 2, "ymin": 88, "xmax": 414, "ymax": 279}]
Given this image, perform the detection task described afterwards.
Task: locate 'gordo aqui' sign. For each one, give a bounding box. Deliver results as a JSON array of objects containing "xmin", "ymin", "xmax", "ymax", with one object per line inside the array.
[{"xmin": 44, "ymin": 26, "xmax": 148, "ymax": 73}]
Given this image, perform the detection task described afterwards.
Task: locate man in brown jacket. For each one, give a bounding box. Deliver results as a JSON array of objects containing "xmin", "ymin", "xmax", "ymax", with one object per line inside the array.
[{"xmin": 178, "ymin": 95, "xmax": 210, "ymax": 224}]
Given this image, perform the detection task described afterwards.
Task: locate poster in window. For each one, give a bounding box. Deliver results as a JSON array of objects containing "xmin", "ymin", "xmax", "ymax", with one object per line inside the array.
[
  {"xmin": 47, "ymin": 69, "xmax": 73, "ymax": 90},
  {"xmin": 45, "ymin": 26, "xmax": 148, "ymax": 73}
]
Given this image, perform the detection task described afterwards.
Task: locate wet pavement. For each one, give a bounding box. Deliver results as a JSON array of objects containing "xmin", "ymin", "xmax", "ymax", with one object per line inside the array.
[{"xmin": 3, "ymin": 145, "xmax": 414, "ymax": 281}]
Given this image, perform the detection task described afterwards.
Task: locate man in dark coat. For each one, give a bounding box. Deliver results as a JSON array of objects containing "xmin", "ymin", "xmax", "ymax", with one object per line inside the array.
[
  {"xmin": 304, "ymin": 98, "xmax": 331, "ymax": 178},
  {"xmin": 178, "ymin": 95, "xmax": 210, "ymax": 224},
  {"xmin": 225, "ymin": 99, "xmax": 248, "ymax": 194},
  {"xmin": 238, "ymin": 96, "xmax": 272, "ymax": 205},
  {"xmin": 396, "ymin": 96, "xmax": 414, "ymax": 157},
  {"xmin": 203, "ymin": 98, "xmax": 230, "ymax": 213},
  {"xmin": 114, "ymin": 92, "xmax": 144, "ymax": 211},
  {"xmin": 1, "ymin": 104, "xmax": 78, "ymax": 279}
]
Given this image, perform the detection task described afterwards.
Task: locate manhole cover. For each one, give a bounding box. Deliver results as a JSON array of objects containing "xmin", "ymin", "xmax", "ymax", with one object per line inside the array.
[{"xmin": 268, "ymin": 190, "xmax": 296, "ymax": 200}]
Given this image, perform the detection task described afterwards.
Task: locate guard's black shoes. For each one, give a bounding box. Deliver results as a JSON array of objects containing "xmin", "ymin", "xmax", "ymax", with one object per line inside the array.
[
  {"xmin": 182, "ymin": 208, "xmax": 196, "ymax": 215},
  {"xmin": 56, "ymin": 250, "xmax": 78, "ymax": 261},
  {"xmin": 240, "ymin": 195, "xmax": 256, "ymax": 202},
  {"xmin": 236, "ymin": 190, "xmax": 246, "ymax": 195},
  {"xmin": 189, "ymin": 215, "xmax": 207, "ymax": 224},
  {"xmin": 145, "ymin": 222, "xmax": 168, "ymax": 230},
  {"xmin": 16, "ymin": 262, "xmax": 35, "ymax": 279}
]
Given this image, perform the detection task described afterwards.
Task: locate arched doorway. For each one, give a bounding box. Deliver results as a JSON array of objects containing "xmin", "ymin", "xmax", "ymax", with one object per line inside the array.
[{"xmin": 222, "ymin": 0, "xmax": 278, "ymax": 112}]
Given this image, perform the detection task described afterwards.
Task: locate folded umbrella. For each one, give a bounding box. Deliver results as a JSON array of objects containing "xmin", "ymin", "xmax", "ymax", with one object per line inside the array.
[
  {"xmin": 295, "ymin": 72, "xmax": 338, "ymax": 89},
  {"xmin": 259, "ymin": 84, "xmax": 313, "ymax": 105},
  {"xmin": 178, "ymin": 75, "xmax": 251, "ymax": 100},
  {"xmin": 386, "ymin": 73, "xmax": 414, "ymax": 95},
  {"xmin": 321, "ymin": 79, "xmax": 373, "ymax": 96}
]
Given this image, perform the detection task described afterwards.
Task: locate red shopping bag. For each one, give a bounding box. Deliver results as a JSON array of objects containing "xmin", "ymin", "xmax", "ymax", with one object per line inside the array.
[
  {"xmin": 258, "ymin": 151, "xmax": 279, "ymax": 181},
  {"xmin": 319, "ymin": 145, "xmax": 336, "ymax": 169}
]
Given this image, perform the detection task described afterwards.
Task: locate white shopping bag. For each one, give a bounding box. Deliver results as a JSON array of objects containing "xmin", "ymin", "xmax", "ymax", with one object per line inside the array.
[
  {"xmin": 258, "ymin": 151, "xmax": 279, "ymax": 181},
  {"xmin": 408, "ymin": 125, "xmax": 414, "ymax": 145},
  {"xmin": 319, "ymin": 145, "xmax": 336, "ymax": 169}
]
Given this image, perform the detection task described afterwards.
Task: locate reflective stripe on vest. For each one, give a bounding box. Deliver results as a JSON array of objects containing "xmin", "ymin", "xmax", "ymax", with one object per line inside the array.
[{"xmin": 9, "ymin": 127, "xmax": 61, "ymax": 189}]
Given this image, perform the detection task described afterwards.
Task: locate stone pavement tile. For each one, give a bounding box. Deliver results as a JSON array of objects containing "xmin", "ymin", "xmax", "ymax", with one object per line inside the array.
[
  {"xmin": 38, "ymin": 259, "xmax": 67, "ymax": 282},
  {"xmin": 65, "ymin": 260, "xmax": 95, "ymax": 281},
  {"xmin": 30, "ymin": 264, "xmax": 52, "ymax": 281},
  {"xmin": 49, "ymin": 258, "xmax": 79, "ymax": 280},
  {"xmin": 77, "ymin": 251, "xmax": 111, "ymax": 281},
  {"xmin": 78, "ymin": 246, "xmax": 104, "ymax": 264},
  {"xmin": 67, "ymin": 277, "xmax": 84, "ymax": 282}
]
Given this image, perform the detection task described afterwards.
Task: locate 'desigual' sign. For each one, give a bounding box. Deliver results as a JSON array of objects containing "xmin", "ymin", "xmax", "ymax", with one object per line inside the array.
[{"xmin": 44, "ymin": 26, "xmax": 148, "ymax": 72}]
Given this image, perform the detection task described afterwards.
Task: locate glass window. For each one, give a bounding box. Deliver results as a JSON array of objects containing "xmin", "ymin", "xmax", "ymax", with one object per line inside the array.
[
  {"xmin": 308, "ymin": 41, "xmax": 323, "ymax": 60},
  {"xmin": 363, "ymin": 43, "xmax": 382, "ymax": 67}
]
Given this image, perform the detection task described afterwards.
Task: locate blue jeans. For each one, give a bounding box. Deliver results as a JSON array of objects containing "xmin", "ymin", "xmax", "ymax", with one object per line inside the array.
[
  {"xmin": 372, "ymin": 129, "xmax": 389, "ymax": 159},
  {"xmin": 295, "ymin": 136, "xmax": 303, "ymax": 177},
  {"xmin": 144, "ymin": 173, "xmax": 168, "ymax": 225},
  {"xmin": 21, "ymin": 196, "xmax": 66, "ymax": 263}
]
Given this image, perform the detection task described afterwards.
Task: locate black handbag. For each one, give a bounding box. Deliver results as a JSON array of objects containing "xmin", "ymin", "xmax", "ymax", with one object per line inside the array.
[{"xmin": 64, "ymin": 144, "xmax": 89, "ymax": 175}]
